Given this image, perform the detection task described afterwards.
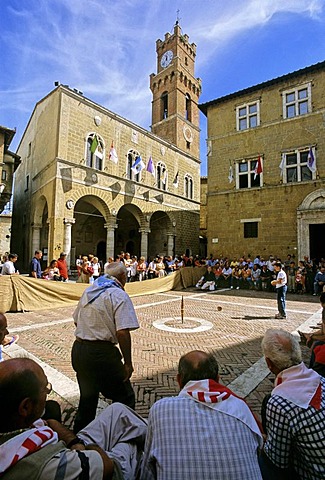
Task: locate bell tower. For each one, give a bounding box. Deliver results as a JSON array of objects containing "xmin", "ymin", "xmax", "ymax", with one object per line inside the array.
[{"xmin": 150, "ymin": 22, "xmax": 201, "ymax": 160}]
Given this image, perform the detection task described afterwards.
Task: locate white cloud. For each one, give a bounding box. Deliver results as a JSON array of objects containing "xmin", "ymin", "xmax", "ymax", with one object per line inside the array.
[{"xmin": 0, "ymin": 0, "xmax": 324, "ymax": 158}]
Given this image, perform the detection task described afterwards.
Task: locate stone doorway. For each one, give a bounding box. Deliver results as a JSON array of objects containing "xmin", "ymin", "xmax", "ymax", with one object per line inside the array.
[{"xmin": 297, "ymin": 189, "xmax": 325, "ymax": 261}]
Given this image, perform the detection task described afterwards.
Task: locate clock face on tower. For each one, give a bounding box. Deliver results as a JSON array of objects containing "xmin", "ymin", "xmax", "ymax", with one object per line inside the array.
[{"xmin": 160, "ymin": 50, "xmax": 173, "ymax": 68}]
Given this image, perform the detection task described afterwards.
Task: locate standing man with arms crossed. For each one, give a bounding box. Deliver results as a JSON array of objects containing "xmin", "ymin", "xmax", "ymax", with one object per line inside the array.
[
  {"xmin": 271, "ymin": 261, "xmax": 287, "ymax": 319},
  {"xmin": 72, "ymin": 262, "xmax": 139, "ymax": 433}
]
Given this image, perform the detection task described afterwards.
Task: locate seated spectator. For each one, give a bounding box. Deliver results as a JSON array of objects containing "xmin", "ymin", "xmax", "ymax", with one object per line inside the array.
[
  {"xmin": 195, "ymin": 266, "xmax": 216, "ymax": 291},
  {"xmin": 0, "ymin": 358, "xmax": 147, "ymax": 479},
  {"xmin": 147, "ymin": 257, "xmax": 157, "ymax": 279},
  {"xmin": 141, "ymin": 350, "xmax": 263, "ymax": 479},
  {"xmin": 165, "ymin": 256, "xmax": 176, "ymax": 274},
  {"xmin": 314, "ymin": 266, "xmax": 325, "ymax": 296},
  {"xmin": 1, "ymin": 253, "xmax": 19, "ymax": 275},
  {"xmin": 207, "ymin": 255, "xmax": 217, "ymax": 267},
  {"xmin": 260, "ymin": 265, "xmax": 272, "ymax": 291},
  {"xmin": 156, "ymin": 256, "xmax": 166, "ymax": 278},
  {"xmin": 246, "ymin": 257, "xmax": 254, "ymax": 268},
  {"xmin": 230, "ymin": 257, "xmax": 239, "ymax": 268},
  {"xmin": 242, "ymin": 264, "xmax": 252, "ymax": 289},
  {"xmin": 230, "ymin": 265, "xmax": 242, "ymax": 289},
  {"xmin": 260, "ymin": 329, "xmax": 325, "ymax": 479},
  {"xmin": 214, "ymin": 262, "xmax": 223, "ymax": 286},
  {"xmin": 221, "ymin": 262, "xmax": 232, "ymax": 288},
  {"xmin": 251, "ymin": 264, "xmax": 261, "ymax": 290},
  {"xmin": 295, "ymin": 260, "xmax": 307, "ymax": 294},
  {"xmin": 259, "ymin": 257, "xmax": 266, "ymax": 267},
  {"xmin": 42, "ymin": 260, "xmax": 63, "ymax": 281},
  {"xmin": 137, "ymin": 256, "xmax": 148, "ymax": 281}
]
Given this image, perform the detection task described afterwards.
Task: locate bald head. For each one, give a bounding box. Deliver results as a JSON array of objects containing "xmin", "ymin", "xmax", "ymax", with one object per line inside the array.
[
  {"xmin": 104, "ymin": 261, "xmax": 127, "ymax": 285},
  {"xmin": 0, "ymin": 313, "xmax": 8, "ymax": 345},
  {"xmin": 0, "ymin": 358, "xmax": 47, "ymax": 431},
  {"xmin": 177, "ymin": 350, "xmax": 219, "ymax": 389}
]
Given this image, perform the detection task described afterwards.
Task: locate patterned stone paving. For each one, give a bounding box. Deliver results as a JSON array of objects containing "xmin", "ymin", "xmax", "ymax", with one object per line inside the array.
[{"xmin": 3, "ymin": 287, "xmax": 320, "ymax": 426}]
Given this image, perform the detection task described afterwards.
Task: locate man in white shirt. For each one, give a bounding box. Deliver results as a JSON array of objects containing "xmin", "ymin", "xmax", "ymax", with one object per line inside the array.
[
  {"xmin": 271, "ymin": 262, "xmax": 287, "ymax": 319},
  {"xmin": 72, "ymin": 262, "xmax": 139, "ymax": 433}
]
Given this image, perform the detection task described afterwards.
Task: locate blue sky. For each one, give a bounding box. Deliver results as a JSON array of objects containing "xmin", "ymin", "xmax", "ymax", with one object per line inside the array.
[{"xmin": 1, "ymin": 0, "xmax": 325, "ymax": 175}]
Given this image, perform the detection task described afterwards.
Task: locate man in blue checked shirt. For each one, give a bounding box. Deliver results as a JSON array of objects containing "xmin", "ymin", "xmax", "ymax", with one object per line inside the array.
[{"xmin": 141, "ymin": 350, "xmax": 263, "ymax": 479}]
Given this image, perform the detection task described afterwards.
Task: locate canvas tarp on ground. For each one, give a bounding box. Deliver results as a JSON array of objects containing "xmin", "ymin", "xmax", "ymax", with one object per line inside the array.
[{"xmin": 0, "ymin": 267, "xmax": 205, "ymax": 312}]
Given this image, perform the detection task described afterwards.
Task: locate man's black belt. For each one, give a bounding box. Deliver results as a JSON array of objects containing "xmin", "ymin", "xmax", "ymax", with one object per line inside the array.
[{"xmin": 75, "ymin": 337, "xmax": 114, "ymax": 345}]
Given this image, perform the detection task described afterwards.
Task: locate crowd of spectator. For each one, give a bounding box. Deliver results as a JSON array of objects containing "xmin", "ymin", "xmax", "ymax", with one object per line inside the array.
[{"xmin": 1, "ymin": 250, "xmax": 324, "ymax": 295}]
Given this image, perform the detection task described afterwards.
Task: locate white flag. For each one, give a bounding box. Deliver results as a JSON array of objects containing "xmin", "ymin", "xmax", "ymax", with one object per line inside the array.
[
  {"xmin": 307, "ymin": 147, "xmax": 316, "ymax": 173},
  {"xmin": 279, "ymin": 153, "xmax": 285, "ymax": 178},
  {"xmin": 109, "ymin": 141, "xmax": 118, "ymax": 164},
  {"xmin": 228, "ymin": 165, "xmax": 234, "ymax": 183}
]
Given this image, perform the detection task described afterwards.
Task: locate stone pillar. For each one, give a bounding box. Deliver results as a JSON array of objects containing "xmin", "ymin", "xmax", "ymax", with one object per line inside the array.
[
  {"xmin": 167, "ymin": 233, "xmax": 174, "ymax": 257},
  {"xmin": 63, "ymin": 218, "xmax": 75, "ymax": 268},
  {"xmin": 139, "ymin": 228, "xmax": 151, "ymax": 259},
  {"xmin": 31, "ymin": 224, "xmax": 42, "ymax": 255},
  {"xmin": 104, "ymin": 222, "xmax": 117, "ymax": 260}
]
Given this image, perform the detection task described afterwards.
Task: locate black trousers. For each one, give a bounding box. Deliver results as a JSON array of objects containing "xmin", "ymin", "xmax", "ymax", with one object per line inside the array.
[{"xmin": 71, "ymin": 340, "xmax": 135, "ymax": 433}]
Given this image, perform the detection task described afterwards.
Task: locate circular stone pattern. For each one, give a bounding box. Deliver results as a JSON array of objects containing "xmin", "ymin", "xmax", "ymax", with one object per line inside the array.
[{"xmin": 153, "ymin": 317, "xmax": 213, "ymax": 333}]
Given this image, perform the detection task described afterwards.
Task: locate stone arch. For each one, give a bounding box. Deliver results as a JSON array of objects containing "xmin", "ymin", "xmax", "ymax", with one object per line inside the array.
[
  {"xmin": 297, "ymin": 188, "xmax": 325, "ymax": 261},
  {"xmin": 298, "ymin": 188, "xmax": 325, "ymax": 211},
  {"xmin": 115, "ymin": 204, "xmax": 144, "ymax": 258},
  {"xmin": 148, "ymin": 210, "xmax": 174, "ymax": 259},
  {"xmin": 33, "ymin": 194, "xmax": 49, "ymax": 226},
  {"xmin": 67, "ymin": 188, "xmax": 111, "ymax": 221},
  {"xmin": 70, "ymin": 193, "xmax": 112, "ymax": 264}
]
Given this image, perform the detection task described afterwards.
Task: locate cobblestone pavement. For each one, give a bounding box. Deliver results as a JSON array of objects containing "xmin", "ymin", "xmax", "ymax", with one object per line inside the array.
[{"xmin": 3, "ymin": 287, "xmax": 320, "ymax": 427}]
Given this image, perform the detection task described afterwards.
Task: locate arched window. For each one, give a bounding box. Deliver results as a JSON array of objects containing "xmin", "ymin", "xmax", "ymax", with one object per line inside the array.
[
  {"xmin": 184, "ymin": 174, "xmax": 193, "ymax": 199},
  {"xmin": 157, "ymin": 162, "xmax": 167, "ymax": 190},
  {"xmin": 161, "ymin": 92, "xmax": 168, "ymax": 120},
  {"xmin": 85, "ymin": 133, "xmax": 105, "ymax": 170},
  {"xmin": 126, "ymin": 149, "xmax": 141, "ymax": 182},
  {"xmin": 185, "ymin": 93, "xmax": 192, "ymax": 121}
]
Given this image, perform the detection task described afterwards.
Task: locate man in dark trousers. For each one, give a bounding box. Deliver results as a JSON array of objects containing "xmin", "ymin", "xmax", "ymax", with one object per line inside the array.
[{"xmin": 71, "ymin": 262, "xmax": 139, "ymax": 433}]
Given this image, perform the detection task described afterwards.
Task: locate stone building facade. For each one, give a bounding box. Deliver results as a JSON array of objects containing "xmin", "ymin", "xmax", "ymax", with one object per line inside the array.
[
  {"xmin": 12, "ymin": 24, "xmax": 201, "ymax": 271},
  {"xmin": 200, "ymin": 61, "xmax": 325, "ymax": 262},
  {"xmin": 0, "ymin": 126, "xmax": 20, "ymax": 255}
]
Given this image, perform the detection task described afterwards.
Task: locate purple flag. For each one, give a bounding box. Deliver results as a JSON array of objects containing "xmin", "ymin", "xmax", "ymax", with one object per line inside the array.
[{"xmin": 146, "ymin": 156, "xmax": 155, "ymax": 177}]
